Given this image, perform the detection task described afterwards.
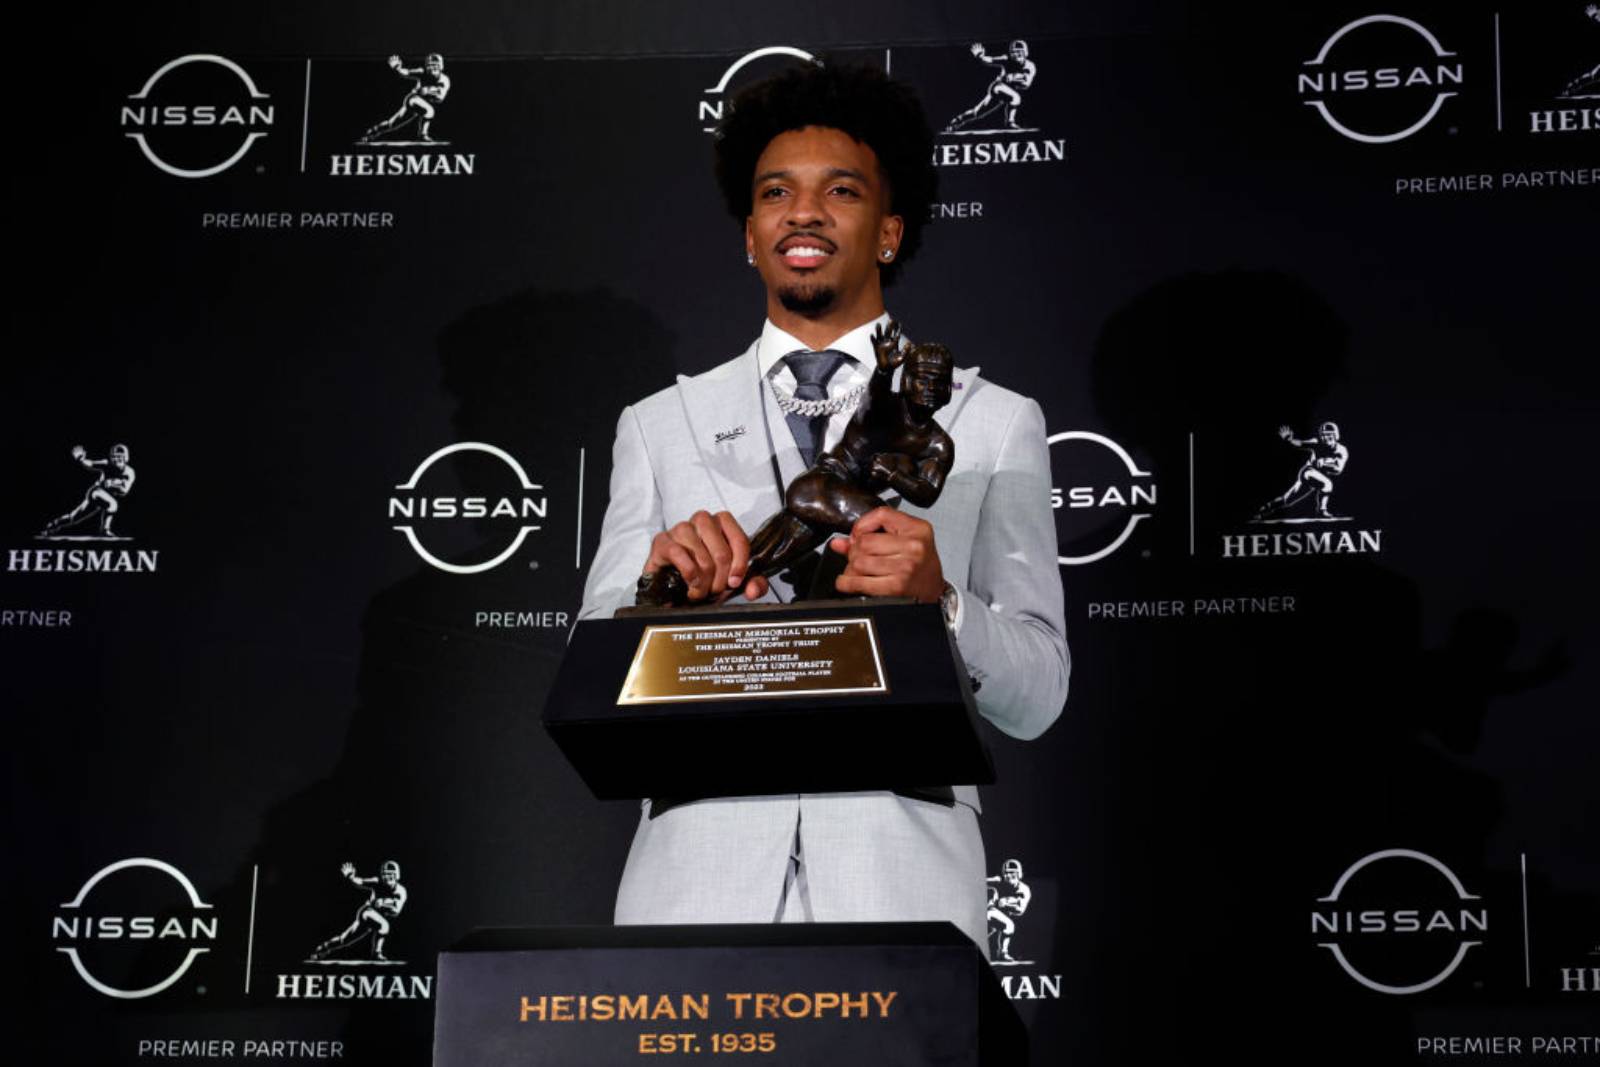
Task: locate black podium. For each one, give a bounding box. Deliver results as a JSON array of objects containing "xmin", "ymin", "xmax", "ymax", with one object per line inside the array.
[
  {"xmin": 433, "ymin": 923, "xmax": 1026, "ymax": 1065},
  {"xmin": 543, "ymin": 599, "xmax": 993, "ymax": 798}
]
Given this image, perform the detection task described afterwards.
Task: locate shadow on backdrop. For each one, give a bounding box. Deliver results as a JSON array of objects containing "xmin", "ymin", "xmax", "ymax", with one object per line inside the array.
[
  {"xmin": 204, "ymin": 288, "xmax": 676, "ymax": 1063},
  {"xmin": 1044, "ymin": 270, "xmax": 1566, "ymax": 1063}
]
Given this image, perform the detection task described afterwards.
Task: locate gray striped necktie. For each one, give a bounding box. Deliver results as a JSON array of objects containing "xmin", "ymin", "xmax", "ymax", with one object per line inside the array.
[{"xmin": 781, "ymin": 349, "xmax": 848, "ymax": 467}]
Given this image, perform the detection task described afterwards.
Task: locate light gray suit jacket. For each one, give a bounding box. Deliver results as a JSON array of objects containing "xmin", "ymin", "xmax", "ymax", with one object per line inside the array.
[{"xmin": 578, "ymin": 338, "xmax": 1068, "ymax": 950}]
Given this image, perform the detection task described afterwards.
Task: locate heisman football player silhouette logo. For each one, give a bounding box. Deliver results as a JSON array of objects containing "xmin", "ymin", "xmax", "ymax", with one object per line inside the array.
[
  {"xmin": 359, "ymin": 54, "xmax": 452, "ymax": 145},
  {"xmin": 1558, "ymin": 5, "xmax": 1600, "ymax": 99},
  {"xmin": 1252, "ymin": 422, "xmax": 1351, "ymax": 523},
  {"xmin": 986, "ymin": 858, "xmax": 1034, "ymax": 964},
  {"xmin": 944, "ymin": 40, "xmax": 1039, "ymax": 134},
  {"xmin": 306, "ymin": 861, "xmax": 408, "ymax": 964},
  {"xmin": 39, "ymin": 444, "xmax": 137, "ymax": 541}
]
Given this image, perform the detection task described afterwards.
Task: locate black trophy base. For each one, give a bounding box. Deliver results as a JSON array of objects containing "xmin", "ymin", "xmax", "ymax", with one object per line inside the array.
[
  {"xmin": 542, "ymin": 599, "xmax": 993, "ymax": 799},
  {"xmin": 434, "ymin": 923, "xmax": 1026, "ymax": 1066}
]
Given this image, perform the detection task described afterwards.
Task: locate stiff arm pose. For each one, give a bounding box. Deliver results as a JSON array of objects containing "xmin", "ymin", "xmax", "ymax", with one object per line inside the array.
[
  {"xmin": 1559, "ymin": 5, "xmax": 1599, "ymax": 98},
  {"xmin": 307, "ymin": 861, "xmax": 407, "ymax": 962},
  {"xmin": 636, "ymin": 320, "xmax": 954, "ymax": 606},
  {"xmin": 945, "ymin": 41, "xmax": 1037, "ymax": 133},
  {"xmin": 361, "ymin": 54, "xmax": 450, "ymax": 143},
  {"xmin": 41, "ymin": 444, "xmax": 135, "ymax": 537},
  {"xmin": 1255, "ymin": 422, "xmax": 1349, "ymax": 520}
]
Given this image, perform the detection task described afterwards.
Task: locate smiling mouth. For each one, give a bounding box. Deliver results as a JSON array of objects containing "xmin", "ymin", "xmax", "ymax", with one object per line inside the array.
[{"xmin": 776, "ymin": 237, "xmax": 836, "ymax": 270}]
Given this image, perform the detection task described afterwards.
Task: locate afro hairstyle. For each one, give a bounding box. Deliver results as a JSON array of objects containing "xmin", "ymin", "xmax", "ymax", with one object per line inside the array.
[{"xmin": 713, "ymin": 58, "xmax": 938, "ymax": 287}]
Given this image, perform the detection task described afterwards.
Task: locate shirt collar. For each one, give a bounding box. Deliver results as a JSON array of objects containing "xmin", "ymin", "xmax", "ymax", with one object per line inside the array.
[{"xmin": 756, "ymin": 311, "xmax": 893, "ymax": 378}]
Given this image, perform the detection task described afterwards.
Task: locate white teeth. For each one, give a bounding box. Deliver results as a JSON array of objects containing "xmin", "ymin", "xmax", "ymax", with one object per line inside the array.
[{"xmin": 784, "ymin": 246, "xmax": 829, "ymax": 258}]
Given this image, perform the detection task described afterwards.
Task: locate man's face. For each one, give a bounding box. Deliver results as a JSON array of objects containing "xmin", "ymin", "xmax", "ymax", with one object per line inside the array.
[
  {"xmin": 745, "ymin": 126, "xmax": 902, "ymax": 320},
  {"xmin": 1009, "ymin": 41, "xmax": 1028, "ymax": 62},
  {"xmin": 1319, "ymin": 428, "xmax": 1338, "ymax": 447},
  {"xmin": 1003, "ymin": 870, "xmax": 1020, "ymax": 887},
  {"xmin": 425, "ymin": 56, "xmax": 443, "ymax": 75},
  {"xmin": 381, "ymin": 869, "xmax": 398, "ymax": 887},
  {"xmin": 903, "ymin": 347, "xmax": 953, "ymax": 412}
]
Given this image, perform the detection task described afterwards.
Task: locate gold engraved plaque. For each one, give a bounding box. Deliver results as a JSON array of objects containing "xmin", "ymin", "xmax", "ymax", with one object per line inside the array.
[{"xmin": 618, "ymin": 617, "xmax": 888, "ymax": 704}]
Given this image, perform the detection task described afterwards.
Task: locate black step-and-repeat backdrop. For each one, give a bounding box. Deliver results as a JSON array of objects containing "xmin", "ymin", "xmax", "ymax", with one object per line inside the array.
[{"xmin": 9, "ymin": 2, "xmax": 1597, "ymax": 1063}]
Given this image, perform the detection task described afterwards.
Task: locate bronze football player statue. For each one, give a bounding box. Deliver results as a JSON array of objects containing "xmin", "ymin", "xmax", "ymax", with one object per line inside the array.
[{"xmin": 636, "ymin": 320, "xmax": 955, "ymax": 607}]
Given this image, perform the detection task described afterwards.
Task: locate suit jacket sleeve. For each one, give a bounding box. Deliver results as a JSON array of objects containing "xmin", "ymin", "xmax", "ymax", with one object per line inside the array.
[
  {"xmin": 952, "ymin": 396, "xmax": 1069, "ymax": 740},
  {"xmin": 578, "ymin": 404, "xmax": 661, "ymax": 622}
]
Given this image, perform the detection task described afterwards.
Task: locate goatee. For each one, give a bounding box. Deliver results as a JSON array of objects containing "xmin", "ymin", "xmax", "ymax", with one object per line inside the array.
[{"xmin": 777, "ymin": 283, "xmax": 837, "ymax": 317}]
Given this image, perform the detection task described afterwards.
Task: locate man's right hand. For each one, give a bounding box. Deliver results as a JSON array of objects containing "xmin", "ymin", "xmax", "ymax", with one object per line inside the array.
[{"xmin": 645, "ymin": 510, "xmax": 767, "ymax": 602}]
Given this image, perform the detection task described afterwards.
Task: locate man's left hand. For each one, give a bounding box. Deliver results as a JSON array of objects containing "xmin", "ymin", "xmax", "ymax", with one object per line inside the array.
[{"xmin": 829, "ymin": 506, "xmax": 944, "ymax": 603}]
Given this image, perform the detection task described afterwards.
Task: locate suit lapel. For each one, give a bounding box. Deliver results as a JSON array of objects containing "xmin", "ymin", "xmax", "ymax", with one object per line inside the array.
[{"xmin": 671, "ymin": 341, "xmax": 785, "ymax": 524}]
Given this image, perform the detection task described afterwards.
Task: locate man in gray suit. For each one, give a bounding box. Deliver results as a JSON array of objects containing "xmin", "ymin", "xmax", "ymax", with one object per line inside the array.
[{"xmin": 578, "ymin": 61, "xmax": 1068, "ymax": 953}]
